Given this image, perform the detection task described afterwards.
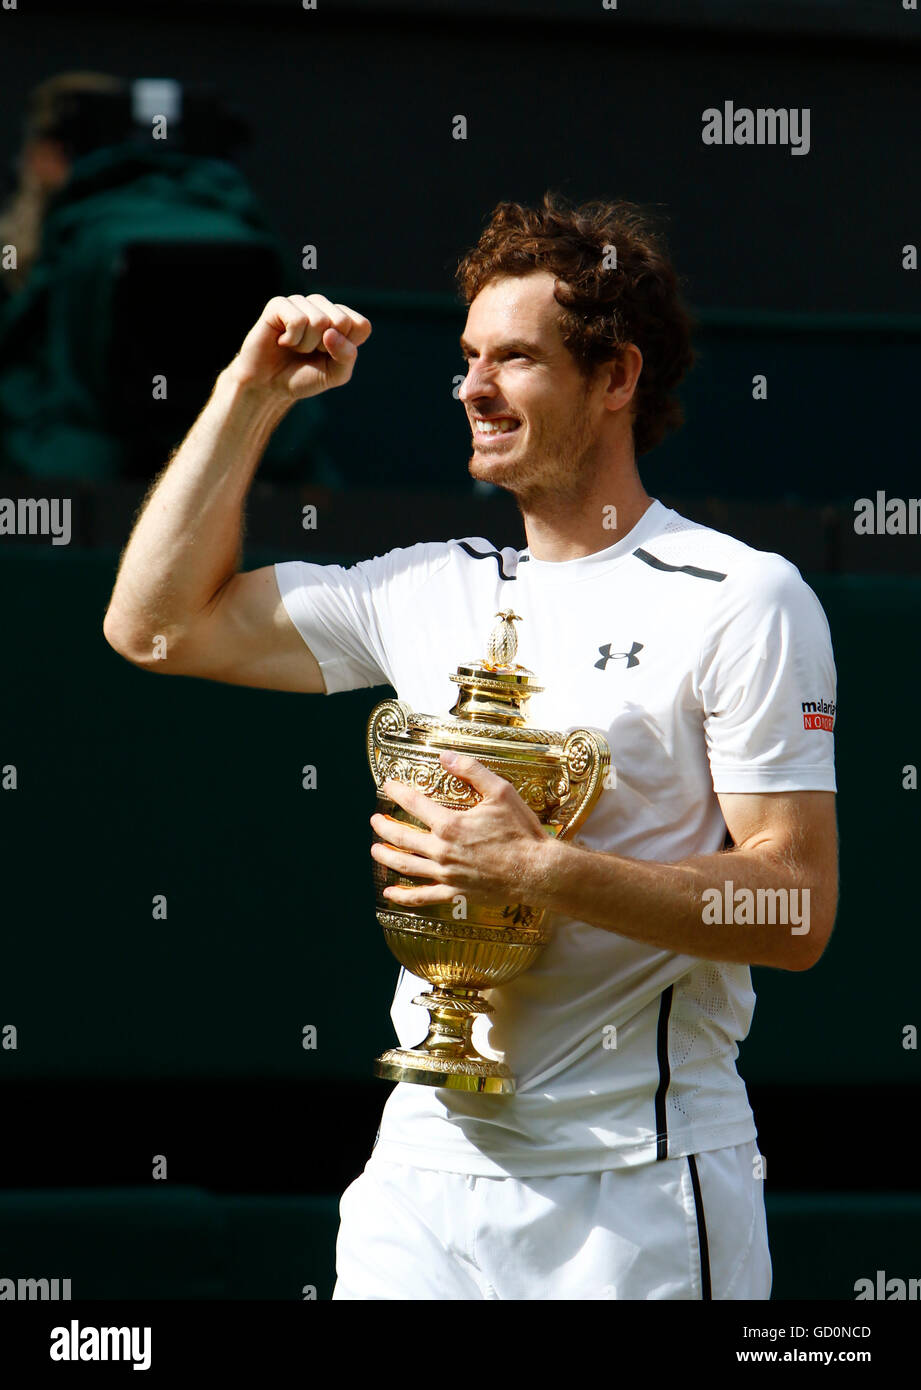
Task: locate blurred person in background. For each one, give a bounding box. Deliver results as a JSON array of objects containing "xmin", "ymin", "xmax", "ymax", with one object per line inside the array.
[{"xmin": 0, "ymin": 72, "xmax": 332, "ymax": 483}]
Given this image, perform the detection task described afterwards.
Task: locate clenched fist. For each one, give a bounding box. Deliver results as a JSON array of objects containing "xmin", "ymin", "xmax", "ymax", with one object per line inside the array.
[{"xmin": 228, "ymin": 293, "xmax": 372, "ymax": 401}]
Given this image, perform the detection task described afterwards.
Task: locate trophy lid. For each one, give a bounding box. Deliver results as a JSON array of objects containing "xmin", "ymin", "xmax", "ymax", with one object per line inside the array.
[{"xmin": 448, "ymin": 610, "xmax": 543, "ymax": 726}]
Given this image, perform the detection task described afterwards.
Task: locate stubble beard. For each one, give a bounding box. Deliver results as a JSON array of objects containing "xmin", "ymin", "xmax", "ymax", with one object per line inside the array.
[{"xmin": 469, "ymin": 392, "xmax": 603, "ymax": 517}]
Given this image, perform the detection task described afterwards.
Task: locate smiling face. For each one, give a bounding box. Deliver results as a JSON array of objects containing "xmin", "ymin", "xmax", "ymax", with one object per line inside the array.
[{"xmin": 459, "ymin": 270, "xmax": 612, "ymax": 508}]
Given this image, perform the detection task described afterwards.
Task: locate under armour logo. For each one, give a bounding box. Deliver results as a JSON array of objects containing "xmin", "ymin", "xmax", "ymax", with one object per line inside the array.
[{"xmin": 595, "ymin": 641, "xmax": 644, "ymax": 670}]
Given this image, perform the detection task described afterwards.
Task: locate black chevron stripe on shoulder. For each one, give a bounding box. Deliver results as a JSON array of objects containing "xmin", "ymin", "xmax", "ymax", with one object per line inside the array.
[
  {"xmin": 456, "ymin": 541, "xmax": 521, "ymax": 581},
  {"xmin": 633, "ymin": 548, "xmax": 727, "ymax": 583}
]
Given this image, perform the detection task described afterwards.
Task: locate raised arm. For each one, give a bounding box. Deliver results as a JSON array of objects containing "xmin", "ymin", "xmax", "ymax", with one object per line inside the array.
[{"xmin": 102, "ymin": 293, "xmax": 371, "ymax": 691}]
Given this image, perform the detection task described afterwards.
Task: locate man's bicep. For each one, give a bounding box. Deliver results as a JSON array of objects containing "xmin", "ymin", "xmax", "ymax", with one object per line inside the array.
[
  {"xmin": 175, "ymin": 565, "xmax": 328, "ymax": 692},
  {"xmin": 718, "ymin": 789, "xmax": 837, "ymax": 864},
  {"xmin": 717, "ymin": 789, "xmax": 839, "ymax": 949}
]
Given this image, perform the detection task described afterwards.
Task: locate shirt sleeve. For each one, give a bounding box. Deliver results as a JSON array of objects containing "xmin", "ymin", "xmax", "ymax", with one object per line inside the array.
[
  {"xmin": 273, "ymin": 541, "xmax": 452, "ymax": 694},
  {"xmin": 695, "ymin": 552, "xmax": 837, "ymax": 794}
]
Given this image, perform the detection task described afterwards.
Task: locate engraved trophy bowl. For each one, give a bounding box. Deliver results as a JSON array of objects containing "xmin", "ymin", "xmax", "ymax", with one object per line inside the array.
[{"xmin": 366, "ymin": 610, "xmax": 610, "ymax": 1095}]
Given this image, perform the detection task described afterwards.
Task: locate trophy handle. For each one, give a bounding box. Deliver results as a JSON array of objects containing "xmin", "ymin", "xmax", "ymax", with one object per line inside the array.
[
  {"xmin": 368, "ymin": 701, "xmax": 610, "ymax": 841},
  {"xmin": 544, "ymin": 728, "xmax": 611, "ymax": 841},
  {"xmin": 367, "ymin": 699, "xmax": 414, "ymax": 787}
]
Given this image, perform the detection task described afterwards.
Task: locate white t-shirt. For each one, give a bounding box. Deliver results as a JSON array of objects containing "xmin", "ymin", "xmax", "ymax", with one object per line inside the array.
[{"xmin": 274, "ymin": 499, "xmax": 837, "ymax": 1177}]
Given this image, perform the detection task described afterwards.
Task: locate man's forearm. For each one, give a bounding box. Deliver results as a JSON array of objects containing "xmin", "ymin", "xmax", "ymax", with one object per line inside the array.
[
  {"xmin": 528, "ymin": 838, "xmax": 825, "ymax": 970},
  {"xmin": 103, "ymin": 365, "xmax": 291, "ymax": 654}
]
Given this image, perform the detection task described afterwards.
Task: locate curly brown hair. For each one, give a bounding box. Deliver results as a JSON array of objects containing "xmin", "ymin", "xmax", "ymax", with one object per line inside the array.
[{"xmin": 455, "ymin": 191, "xmax": 696, "ymax": 456}]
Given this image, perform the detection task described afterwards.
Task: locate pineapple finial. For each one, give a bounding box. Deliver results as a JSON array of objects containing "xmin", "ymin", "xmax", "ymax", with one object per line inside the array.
[{"xmin": 485, "ymin": 610, "xmax": 522, "ymax": 669}]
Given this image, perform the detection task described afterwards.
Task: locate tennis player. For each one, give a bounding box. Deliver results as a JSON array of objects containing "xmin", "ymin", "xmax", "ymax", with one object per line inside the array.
[{"xmin": 104, "ymin": 193, "xmax": 838, "ymax": 1300}]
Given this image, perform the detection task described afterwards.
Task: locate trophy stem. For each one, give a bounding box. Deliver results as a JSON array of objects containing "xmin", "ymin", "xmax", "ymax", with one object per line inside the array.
[
  {"xmin": 373, "ymin": 987, "xmax": 515, "ymax": 1094},
  {"xmin": 416, "ymin": 987, "xmax": 488, "ymax": 1059}
]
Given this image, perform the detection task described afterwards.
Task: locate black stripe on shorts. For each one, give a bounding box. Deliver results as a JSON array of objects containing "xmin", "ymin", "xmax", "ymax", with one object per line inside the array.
[
  {"xmin": 654, "ymin": 984, "xmax": 673, "ymax": 1160},
  {"xmin": 687, "ymin": 1153, "xmax": 713, "ymax": 1301}
]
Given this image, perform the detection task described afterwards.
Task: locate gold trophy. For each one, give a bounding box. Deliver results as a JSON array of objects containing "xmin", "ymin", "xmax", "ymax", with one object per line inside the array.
[{"xmin": 367, "ymin": 611, "xmax": 610, "ymax": 1094}]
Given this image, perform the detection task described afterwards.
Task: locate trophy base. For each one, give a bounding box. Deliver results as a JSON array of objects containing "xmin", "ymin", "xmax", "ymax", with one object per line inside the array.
[{"xmin": 374, "ymin": 1048, "xmax": 515, "ymax": 1095}]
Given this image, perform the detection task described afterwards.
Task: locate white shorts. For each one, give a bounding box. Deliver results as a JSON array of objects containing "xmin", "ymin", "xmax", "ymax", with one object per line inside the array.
[{"xmin": 332, "ymin": 1138, "xmax": 771, "ymax": 1300}]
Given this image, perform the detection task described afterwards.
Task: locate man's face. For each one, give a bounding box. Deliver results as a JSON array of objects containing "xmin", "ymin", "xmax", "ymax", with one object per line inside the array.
[{"xmin": 458, "ymin": 270, "xmax": 607, "ymax": 506}]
